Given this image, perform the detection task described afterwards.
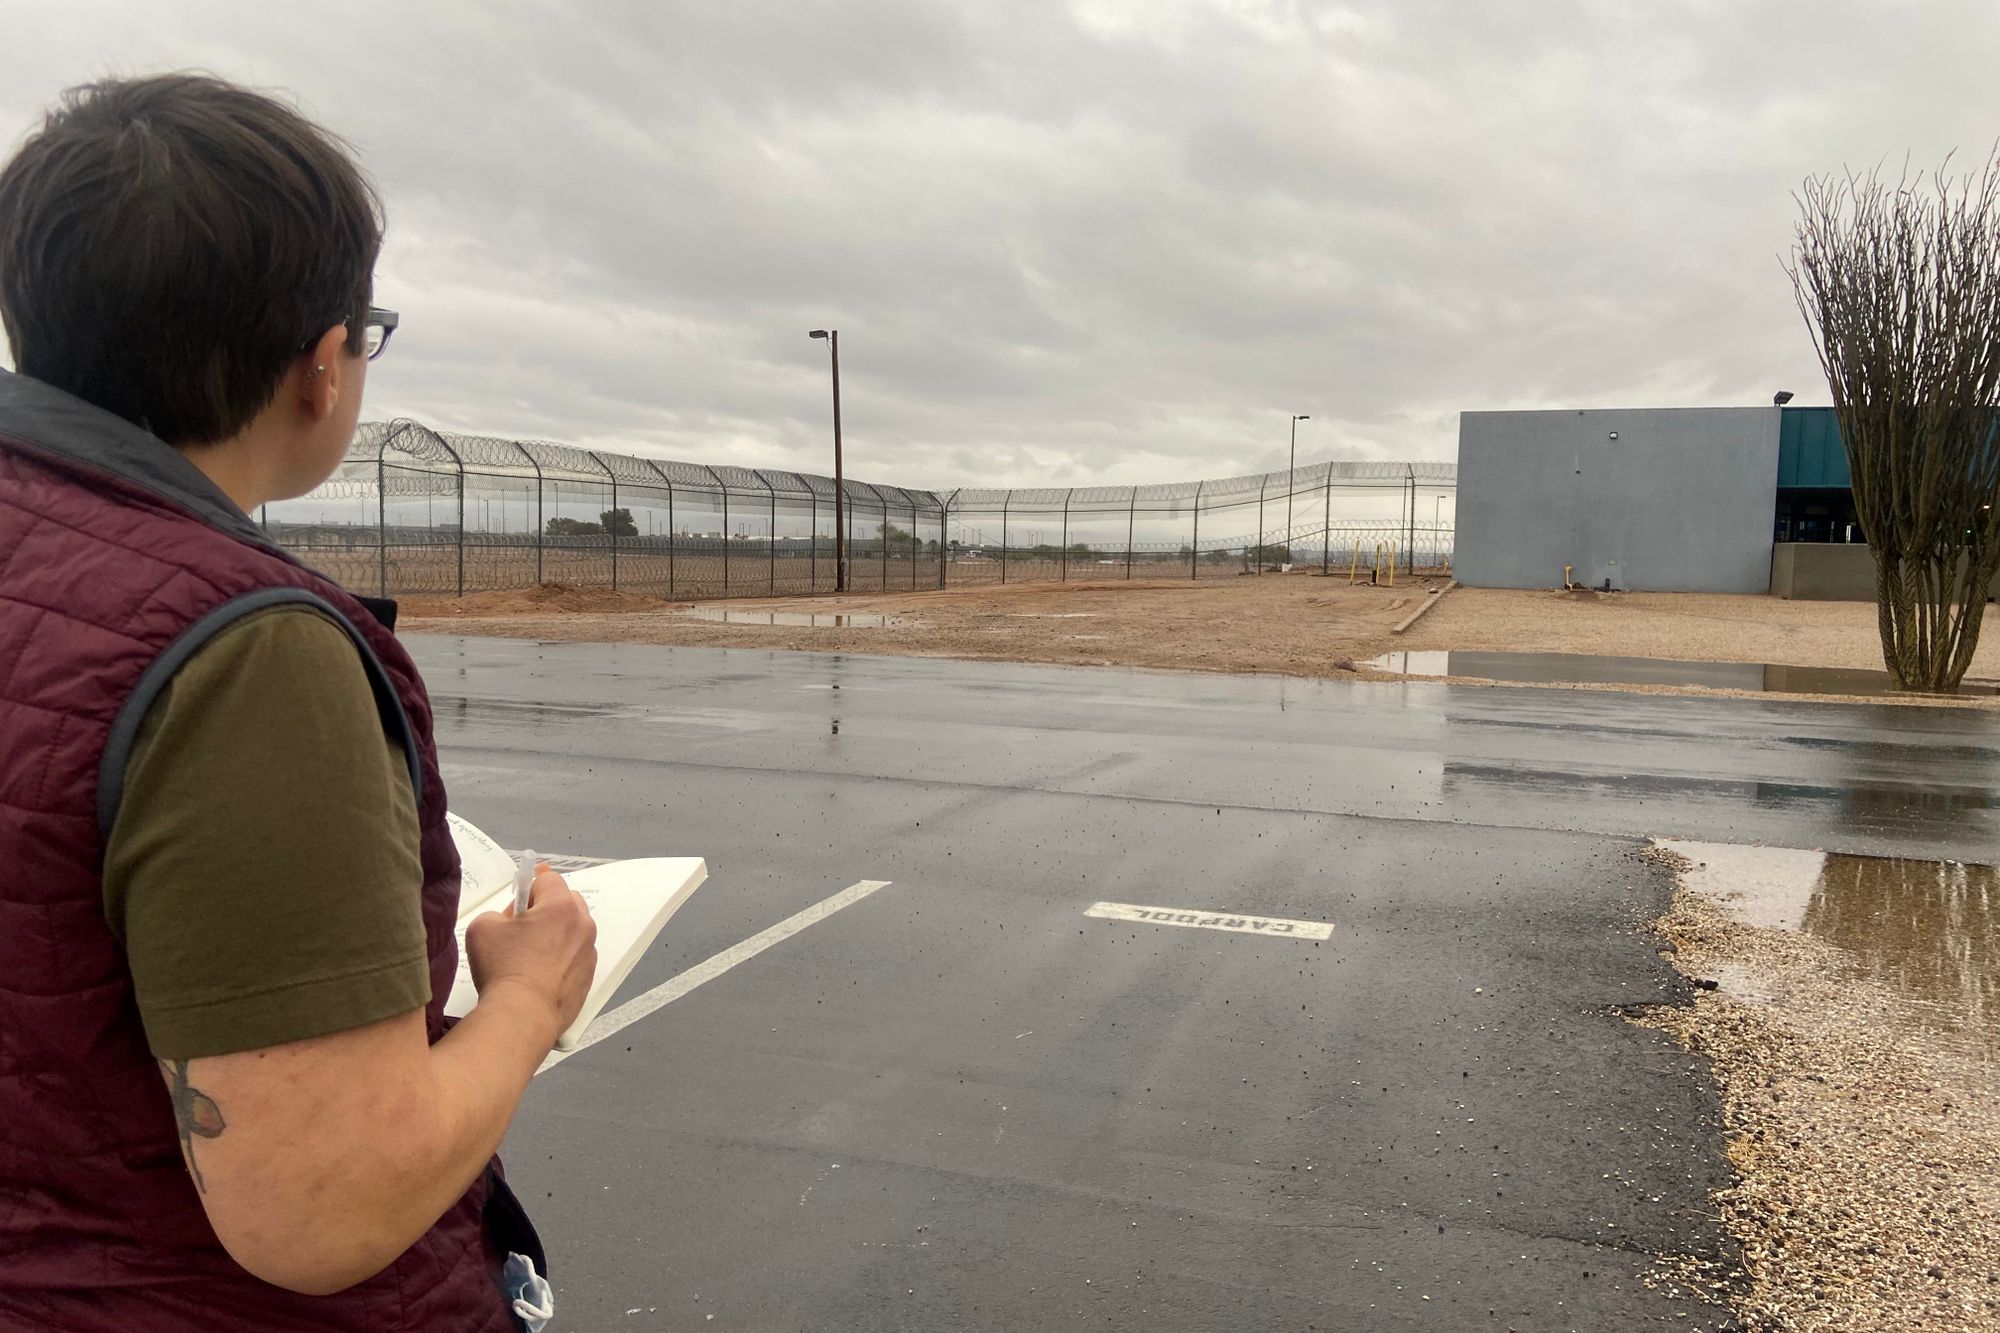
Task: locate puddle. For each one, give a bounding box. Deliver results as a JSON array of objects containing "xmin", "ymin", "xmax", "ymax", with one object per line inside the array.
[
  {"xmin": 675, "ymin": 607, "xmax": 897, "ymax": 628},
  {"xmin": 1365, "ymin": 650, "xmax": 2000, "ymax": 697},
  {"xmin": 433, "ymin": 695, "xmax": 626, "ymax": 724},
  {"xmin": 1664, "ymin": 839, "xmax": 1997, "ymax": 1054}
]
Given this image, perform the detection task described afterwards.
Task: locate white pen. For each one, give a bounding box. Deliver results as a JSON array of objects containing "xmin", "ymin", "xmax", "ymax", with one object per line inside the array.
[{"xmin": 513, "ymin": 848, "xmax": 537, "ymax": 915}]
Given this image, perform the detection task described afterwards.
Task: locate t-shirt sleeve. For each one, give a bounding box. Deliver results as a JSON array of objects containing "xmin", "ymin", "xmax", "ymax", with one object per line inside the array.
[{"xmin": 103, "ymin": 605, "xmax": 432, "ymax": 1060}]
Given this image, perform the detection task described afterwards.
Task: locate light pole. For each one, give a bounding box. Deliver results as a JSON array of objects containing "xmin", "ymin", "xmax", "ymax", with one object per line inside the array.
[
  {"xmin": 1285, "ymin": 414, "xmax": 1310, "ymax": 564},
  {"xmin": 809, "ymin": 329, "xmax": 846, "ymax": 591}
]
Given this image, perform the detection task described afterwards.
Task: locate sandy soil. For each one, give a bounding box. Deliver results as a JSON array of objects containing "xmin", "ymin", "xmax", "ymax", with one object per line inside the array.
[
  {"xmin": 399, "ymin": 576, "xmax": 2000, "ymax": 705},
  {"xmin": 400, "ymin": 575, "xmax": 1438, "ymax": 676},
  {"xmin": 1404, "ymin": 587, "xmax": 2000, "ymax": 675}
]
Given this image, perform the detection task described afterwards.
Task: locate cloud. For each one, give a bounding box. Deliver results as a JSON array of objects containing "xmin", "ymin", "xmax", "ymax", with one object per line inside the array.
[{"xmin": 4, "ymin": 0, "xmax": 2000, "ymax": 487}]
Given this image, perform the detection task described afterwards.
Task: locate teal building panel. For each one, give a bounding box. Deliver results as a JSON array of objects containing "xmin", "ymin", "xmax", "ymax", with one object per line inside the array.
[{"xmin": 1777, "ymin": 407, "xmax": 1851, "ymax": 489}]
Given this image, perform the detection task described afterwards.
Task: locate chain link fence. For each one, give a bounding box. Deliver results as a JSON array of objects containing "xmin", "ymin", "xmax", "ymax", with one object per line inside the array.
[
  {"xmin": 266, "ymin": 419, "xmax": 1456, "ymax": 599},
  {"xmin": 941, "ymin": 461, "xmax": 1458, "ymax": 586}
]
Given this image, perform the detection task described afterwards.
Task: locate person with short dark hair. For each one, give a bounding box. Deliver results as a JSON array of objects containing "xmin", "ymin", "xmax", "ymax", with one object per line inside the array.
[{"xmin": 0, "ymin": 73, "xmax": 597, "ymax": 1330}]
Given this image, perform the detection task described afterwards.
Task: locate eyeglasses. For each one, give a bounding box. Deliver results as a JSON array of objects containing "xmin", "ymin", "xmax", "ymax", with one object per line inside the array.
[
  {"xmin": 303, "ymin": 307, "xmax": 398, "ymax": 361},
  {"xmin": 357, "ymin": 306, "xmax": 398, "ymax": 361}
]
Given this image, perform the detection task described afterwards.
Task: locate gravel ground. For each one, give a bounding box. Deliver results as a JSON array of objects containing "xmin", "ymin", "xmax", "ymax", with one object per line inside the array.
[
  {"xmin": 1633, "ymin": 845, "xmax": 2000, "ymax": 1332},
  {"xmin": 1404, "ymin": 588, "xmax": 2000, "ymax": 675}
]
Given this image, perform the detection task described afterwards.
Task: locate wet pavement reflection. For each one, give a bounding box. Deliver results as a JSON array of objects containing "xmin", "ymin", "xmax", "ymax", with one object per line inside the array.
[
  {"xmin": 1807, "ymin": 854, "xmax": 1997, "ymax": 1045},
  {"xmin": 1666, "ymin": 839, "xmax": 1998, "ymax": 1063},
  {"xmin": 1368, "ymin": 650, "xmax": 2000, "ymax": 697},
  {"xmin": 675, "ymin": 607, "xmax": 899, "ymax": 628}
]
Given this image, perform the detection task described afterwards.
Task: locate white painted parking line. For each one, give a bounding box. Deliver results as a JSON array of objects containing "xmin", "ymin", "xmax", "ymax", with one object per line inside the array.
[
  {"xmin": 538, "ymin": 879, "xmax": 894, "ymax": 1073},
  {"xmin": 1086, "ymin": 900, "xmax": 1333, "ymax": 940}
]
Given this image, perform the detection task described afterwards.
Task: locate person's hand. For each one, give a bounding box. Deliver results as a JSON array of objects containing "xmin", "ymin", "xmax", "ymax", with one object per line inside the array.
[{"xmin": 465, "ymin": 864, "xmax": 597, "ymax": 1041}]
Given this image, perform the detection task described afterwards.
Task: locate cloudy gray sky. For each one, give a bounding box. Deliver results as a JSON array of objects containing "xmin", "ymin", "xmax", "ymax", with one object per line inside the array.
[{"xmin": 3, "ymin": 1, "xmax": 1998, "ymax": 488}]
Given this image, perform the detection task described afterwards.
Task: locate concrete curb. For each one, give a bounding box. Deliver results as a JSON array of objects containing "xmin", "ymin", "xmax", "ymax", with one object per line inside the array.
[{"xmin": 1391, "ymin": 580, "xmax": 1457, "ymax": 636}]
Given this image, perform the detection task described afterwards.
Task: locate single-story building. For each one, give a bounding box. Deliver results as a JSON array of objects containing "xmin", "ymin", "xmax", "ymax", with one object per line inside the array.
[{"xmin": 1454, "ymin": 404, "xmax": 1872, "ymax": 598}]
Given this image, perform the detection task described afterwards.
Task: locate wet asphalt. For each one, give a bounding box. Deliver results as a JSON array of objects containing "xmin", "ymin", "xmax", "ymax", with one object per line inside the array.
[{"xmin": 412, "ymin": 637, "xmax": 2000, "ymax": 1331}]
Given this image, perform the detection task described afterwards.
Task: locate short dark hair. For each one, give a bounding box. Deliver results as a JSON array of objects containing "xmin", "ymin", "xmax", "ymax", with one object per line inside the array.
[{"xmin": 0, "ymin": 74, "xmax": 382, "ymax": 444}]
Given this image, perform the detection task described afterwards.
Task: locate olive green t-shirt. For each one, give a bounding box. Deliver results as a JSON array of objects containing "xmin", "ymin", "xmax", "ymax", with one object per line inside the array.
[{"xmin": 102, "ymin": 607, "xmax": 432, "ymax": 1060}]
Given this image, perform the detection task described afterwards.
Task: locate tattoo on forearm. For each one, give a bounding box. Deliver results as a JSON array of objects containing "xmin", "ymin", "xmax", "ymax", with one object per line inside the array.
[{"xmin": 162, "ymin": 1060, "xmax": 227, "ymax": 1193}]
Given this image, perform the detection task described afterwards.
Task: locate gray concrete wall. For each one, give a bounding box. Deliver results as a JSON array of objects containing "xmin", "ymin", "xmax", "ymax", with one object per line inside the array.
[
  {"xmin": 1770, "ymin": 544, "xmax": 1877, "ymax": 601},
  {"xmin": 1455, "ymin": 407, "xmax": 1781, "ymax": 593}
]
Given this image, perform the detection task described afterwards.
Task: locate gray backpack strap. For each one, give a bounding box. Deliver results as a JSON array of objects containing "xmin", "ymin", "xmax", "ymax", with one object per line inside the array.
[{"xmin": 97, "ymin": 588, "xmax": 421, "ymax": 843}]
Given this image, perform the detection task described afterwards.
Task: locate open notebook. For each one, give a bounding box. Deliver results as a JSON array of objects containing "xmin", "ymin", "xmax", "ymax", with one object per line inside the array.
[{"xmin": 443, "ymin": 814, "xmax": 707, "ymax": 1051}]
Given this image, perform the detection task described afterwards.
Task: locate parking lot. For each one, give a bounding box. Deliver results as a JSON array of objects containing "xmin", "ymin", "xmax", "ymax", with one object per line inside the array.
[{"xmin": 417, "ymin": 636, "xmax": 2000, "ymax": 1330}]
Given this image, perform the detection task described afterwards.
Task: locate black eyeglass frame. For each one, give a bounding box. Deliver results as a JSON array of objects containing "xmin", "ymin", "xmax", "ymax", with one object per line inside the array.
[
  {"xmin": 357, "ymin": 307, "xmax": 398, "ymax": 362},
  {"xmin": 299, "ymin": 306, "xmax": 398, "ymax": 362}
]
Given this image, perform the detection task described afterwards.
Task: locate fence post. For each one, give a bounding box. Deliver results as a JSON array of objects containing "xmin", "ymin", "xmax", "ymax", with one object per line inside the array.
[
  {"xmin": 1406, "ymin": 466, "xmax": 1416, "ymax": 575},
  {"xmin": 419, "ymin": 427, "xmax": 466, "ymax": 600},
  {"xmin": 879, "ymin": 490, "xmax": 888, "ymax": 590},
  {"xmin": 1125, "ymin": 487, "xmax": 1136, "ymax": 580},
  {"xmin": 456, "ymin": 463, "xmax": 466, "ymax": 596},
  {"xmin": 1190, "ymin": 481, "xmax": 1202, "ymax": 580},
  {"xmin": 665, "ymin": 470, "xmax": 677, "ymax": 597},
  {"xmin": 1255, "ymin": 475, "xmax": 1267, "ymax": 574},
  {"xmin": 509, "ymin": 443, "xmax": 544, "ymax": 587},
  {"xmin": 940, "ymin": 489, "xmax": 957, "ymax": 589},
  {"xmin": 1061, "ymin": 488, "xmax": 1073, "ymax": 582},
  {"xmin": 375, "ymin": 453, "xmax": 387, "ymax": 597},
  {"xmin": 1001, "ymin": 492, "xmax": 1011, "ymax": 586},
  {"xmin": 809, "ymin": 489, "xmax": 818, "ymax": 594},
  {"xmin": 636, "ymin": 460, "xmax": 673, "ymax": 599},
  {"xmin": 586, "ymin": 451, "xmax": 618, "ymax": 591},
  {"xmin": 1321, "ymin": 464, "xmax": 1332, "ymax": 574},
  {"xmin": 757, "ymin": 471, "xmax": 777, "ymax": 596},
  {"xmin": 706, "ymin": 467, "xmax": 729, "ymax": 599}
]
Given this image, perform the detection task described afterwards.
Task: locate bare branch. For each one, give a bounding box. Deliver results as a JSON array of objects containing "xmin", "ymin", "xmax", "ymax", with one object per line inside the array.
[{"xmin": 1786, "ymin": 148, "xmax": 2000, "ymax": 691}]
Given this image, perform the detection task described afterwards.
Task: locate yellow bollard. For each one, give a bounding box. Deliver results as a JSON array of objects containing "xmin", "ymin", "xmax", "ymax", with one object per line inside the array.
[{"xmin": 1386, "ymin": 542, "xmax": 1397, "ymax": 587}]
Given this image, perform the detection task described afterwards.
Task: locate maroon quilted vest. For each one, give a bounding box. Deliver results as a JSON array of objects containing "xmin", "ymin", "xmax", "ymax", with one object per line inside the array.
[{"xmin": 0, "ymin": 370, "xmax": 523, "ymax": 1331}]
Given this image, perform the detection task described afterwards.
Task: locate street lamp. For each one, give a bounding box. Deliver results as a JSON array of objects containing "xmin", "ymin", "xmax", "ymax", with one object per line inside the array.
[
  {"xmin": 1285, "ymin": 414, "xmax": 1310, "ymax": 567},
  {"xmin": 809, "ymin": 329, "xmax": 846, "ymax": 591}
]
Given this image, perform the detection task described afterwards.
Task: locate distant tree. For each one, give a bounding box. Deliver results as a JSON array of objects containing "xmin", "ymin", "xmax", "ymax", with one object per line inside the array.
[
  {"xmin": 1030, "ymin": 543, "xmax": 1059, "ymax": 559},
  {"xmin": 1249, "ymin": 543, "xmax": 1292, "ymax": 566},
  {"xmin": 545, "ymin": 516, "xmax": 604, "ymax": 536},
  {"xmin": 1067, "ymin": 542, "xmax": 1094, "ymax": 557},
  {"xmin": 599, "ymin": 507, "xmax": 637, "ymax": 537},
  {"xmin": 878, "ymin": 521, "xmax": 921, "ymax": 551},
  {"xmin": 1789, "ymin": 152, "xmax": 2000, "ymax": 691}
]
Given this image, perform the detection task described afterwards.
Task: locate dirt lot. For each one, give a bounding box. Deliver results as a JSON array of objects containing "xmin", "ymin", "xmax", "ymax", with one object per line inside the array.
[
  {"xmin": 1405, "ymin": 587, "xmax": 2000, "ymax": 674},
  {"xmin": 399, "ymin": 576, "xmax": 2000, "ymax": 705},
  {"xmin": 400, "ymin": 574, "xmax": 1437, "ymax": 675}
]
